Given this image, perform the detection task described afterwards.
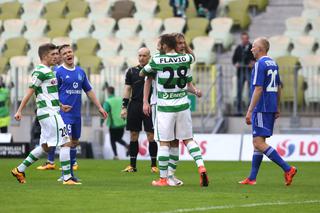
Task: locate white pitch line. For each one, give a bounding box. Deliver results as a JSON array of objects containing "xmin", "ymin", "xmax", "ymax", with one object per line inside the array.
[{"xmin": 148, "ymin": 200, "xmax": 320, "ymax": 213}]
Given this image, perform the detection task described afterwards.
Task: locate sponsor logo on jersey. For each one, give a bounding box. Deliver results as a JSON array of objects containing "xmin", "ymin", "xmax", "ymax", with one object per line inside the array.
[
  {"xmin": 51, "ymin": 78, "xmax": 57, "ymax": 85},
  {"xmin": 73, "ymin": 82, "xmax": 78, "ymax": 89}
]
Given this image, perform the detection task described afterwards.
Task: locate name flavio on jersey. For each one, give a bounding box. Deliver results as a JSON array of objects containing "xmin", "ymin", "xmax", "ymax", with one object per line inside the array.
[{"xmin": 159, "ymin": 56, "xmax": 187, "ymax": 64}]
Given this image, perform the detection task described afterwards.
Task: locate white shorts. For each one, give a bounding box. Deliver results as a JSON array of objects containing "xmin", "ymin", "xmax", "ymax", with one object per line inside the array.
[
  {"xmin": 154, "ymin": 109, "xmax": 193, "ymax": 141},
  {"xmin": 39, "ymin": 114, "xmax": 70, "ymax": 147}
]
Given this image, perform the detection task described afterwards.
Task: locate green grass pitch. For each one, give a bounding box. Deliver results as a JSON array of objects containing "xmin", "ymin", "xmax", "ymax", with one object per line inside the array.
[{"xmin": 1, "ymin": 159, "xmax": 320, "ymax": 213}]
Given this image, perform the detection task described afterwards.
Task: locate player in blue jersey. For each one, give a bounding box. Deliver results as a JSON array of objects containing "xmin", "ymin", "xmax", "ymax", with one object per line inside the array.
[
  {"xmin": 37, "ymin": 44, "xmax": 108, "ymax": 179},
  {"xmin": 239, "ymin": 37, "xmax": 297, "ymax": 186}
]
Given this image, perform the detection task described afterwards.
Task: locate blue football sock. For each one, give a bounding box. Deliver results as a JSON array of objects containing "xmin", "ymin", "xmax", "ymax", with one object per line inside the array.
[
  {"xmin": 248, "ymin": 150, "xmax": 263, "ymax": 180},
  {"xmin": 263, "ymin": 146, "xmax": 291, "ymax": 172},
  {"xmin": 47, "ymin": 146, "xmax": 56, "ymax": 164},
  {"xmin": 70, "ymin": 147, "xmax": 77, "ymax": 176}
]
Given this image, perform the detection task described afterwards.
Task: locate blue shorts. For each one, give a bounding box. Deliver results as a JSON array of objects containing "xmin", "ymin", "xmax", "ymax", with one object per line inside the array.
[
  {"xmin": 252, "ymin": 112, "xmax": 275, "ymax": 138},
  {"xmin": 62, "ymin": 116, "xmax": 81, "ymax": 140}
]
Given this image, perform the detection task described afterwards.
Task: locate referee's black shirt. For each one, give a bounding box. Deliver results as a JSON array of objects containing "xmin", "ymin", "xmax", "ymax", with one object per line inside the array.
[{"xmin": 125, "ymin": 65, "xmax": 145, "ymax": 103}]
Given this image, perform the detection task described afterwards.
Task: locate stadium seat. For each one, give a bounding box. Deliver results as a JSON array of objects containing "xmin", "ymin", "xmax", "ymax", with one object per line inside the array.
[
  {"xmin": 47, "ymin": 18, "xmax": 70, "ymax": 38},
  {"xmin": 78, "ymin": 55, "xmax": 102, "ymax": 74},
  {"xmin": 302, "ymin": 0, "xmax": 320, "ymax": 21},
  {"xmin": 268, "ymin": 35, "xmax": 291, "ymax": 59},
  {"xmin": 9, "ymin": 56, "xmax": 31, "ymax": 102},
  {"xmin": 91, "ymin": 17, "xmax": 116, "ymax": 40},
  {"xmin": 276, "ymin": 56, "xmax": 300, "ymax": 74},
  {"xmin": 208, "ymin": 17, "xmax": 234, "ymax": 50},
  {"xmin": 88, "ymin": 0, "xmax": 112, "ymax": 21},
  {"xmin": 249, "ymin": 0, "xmax": 268, "ymax": 11},
  {"xmin": 0, "ymin": 1, "xmax": 21, "ymax": 20},
  {"xmin": 102, "ymin": 55, "xmax": 125, "ymax": 69},
  {"xmin": 27, "ymin": 37, "xmax": 51, "ymax": 60},
  {"xmin": 126, "ymin": 56, "xmax": 138, "ymax": 67},
  {"xmin": 284, "ymin": 17, "xmax": 309, "ymax": 39},
  {"xmin": 309, "ymin": 17, "xmax": 320, "ymax": 41},
  {"xmin": 291, "ymin": 36, "xmax": 316, "ymax": 58},
  {"xmin": 227, "ymin": 0, "xmax": 251, "ymax": 29},
  {"xmin": 133, "ymin": 0, "xmax": 157, "ymax": 20},
  {"xmin": 51, "ymin": 36, "xmax": 72, "ymax": 46},
  {"xmin": 3, "ymin": 37, "xmax": 27, "ymax": 58},
  {"xmin": 0, "ymin": 57, "xmax": 9, "ymax": 74},
  {"xmin": 75, "ymin": 37, "xmax": 98, "ymax": 57},
  {"xmin": 43, "ymin": 1, "xmax": 66, "ymax": 19},
  {"xmin": 119, "ymin": 37, "xmax": 143, "ymax": 59},
  {"xmin": 115, "ymin": 18, "xmax": 140, "ymax": 39},
  {"xmin": 111, "ymin": 0, "xmax": 134, "ymax": 21},
  {"xmin": 97, "ymin": 37, "xmax": 120, "ymax": 58},
  {"xmin": 144, "ymin": 37, "xmax": 159, "ymax": 55},
  {"xmin": 163, "ymin": 17, "xmax": 186, "ymax": 34},
  {"xmin": 1, "ymin": 19, "xmax": 24, "ymax": 40},
  {"xmin": 69, "ymin": 18, "xmax": 92, "ymax": 41},
  {"xmin": 192, "ymin": 36, "xmax": 215, "ymax": 64},
  {"xmin": 185, "ymin": 18, "xmax": 209, "ymax": 44},
  {"xmin": 299, "ymin": 55, "xmax": 320, "ymax": 105},
  {"xmin": 276, "ymin": 56, "xmax": 304, "ymax": 106},
  {"xmin": 41, "ymin": 0, "xmax": 59, "ymax": 3},
  {"xmin": 21, "ymin": 1, "xmax": 44, "ymax": 21},
  {"xmin": 24, "ymin": 19, "xmax": 47, "ymax": 40},
  {"xmin": 65, "ymin": 0, "xmax": 89, "ymax": 19},
  {"xmin": 156, "ymin": 0, "xmax": 173, "ymax": 19},
  {"xmin": 138, "ymin": 18, "xmax": 162, "ymax": 40}
]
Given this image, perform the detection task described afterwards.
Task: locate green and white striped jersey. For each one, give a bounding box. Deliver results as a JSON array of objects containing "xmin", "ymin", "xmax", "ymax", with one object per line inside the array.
[
  {"xmin": 29, "ymin": 64, "xmax": 60, "ymax": 120},
  {"xmin": 142, "ymin": 53, "xmax": 194, "ymax": 112}
]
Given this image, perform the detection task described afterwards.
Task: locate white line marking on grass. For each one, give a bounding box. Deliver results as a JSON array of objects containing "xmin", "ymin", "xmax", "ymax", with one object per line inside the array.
[{"xmin": 149, "ymin": 200, "xmax": 320, "ymax": 213}]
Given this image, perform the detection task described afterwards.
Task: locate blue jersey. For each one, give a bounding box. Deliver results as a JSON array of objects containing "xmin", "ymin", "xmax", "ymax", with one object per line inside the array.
[
  {"xmin": 251, "ymin": 56, "xmax": 280, "ymax": 113},
  {"xmin": 55, "ymin": 65, "xmax": 92, "ymax": 119}
]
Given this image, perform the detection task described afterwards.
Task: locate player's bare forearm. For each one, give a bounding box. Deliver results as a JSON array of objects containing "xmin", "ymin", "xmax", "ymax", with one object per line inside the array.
[
  {"xmin": 18, "ymin": 88, "xmax": 34, "ymax": 113},
  {"xmin": 86, "ymin": 90, "xmax": 103, "ymax": 109},
  {"xmin": 123, "ymin": 85, "xmax": 131, "ymax": 99},
  {"xmin": 15, "ymin": 88, "xmax": 34, "ymax": 120},
  {"xmin": 248, "ymin": 86, "xmax": 263, "ymax": 112},
  {"xmin": 139, "ymin": 71, "xmax": 146, "ymax": 77},
  {"xmin": 143, "ymin": 77, "xmax": 152, "ymax": 103},
  {"xmin": 245, "ymin": 86, "xmax": 262, "ymax": 125},
  {"xmin": 187, "ymin": 82, "xmax": 202, "ymax": 97}
]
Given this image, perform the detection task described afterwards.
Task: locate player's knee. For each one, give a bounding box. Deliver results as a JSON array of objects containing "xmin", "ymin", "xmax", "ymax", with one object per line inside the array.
[
  {"xmin": 170, "ymin": 140, "xmax": 179, "ymax": 147},
  {"xmin": 41, "ymin": 144, "xmax": 50, "ymax": 153},
  {"xmin": 183, "ymin": 138, "xmax": 193, "ymax": 145},
  {"xmin": 71, "ymin": 139, "xmax": 79, "ymax": 147},
  {"xmin": 146, "ymin": 132, "xmax": 154, "ymax": 141},
  {"xmin": 253, "ymin": 138, "xmax": 265, "ymax": 151},
  {"xmin": 130, "ymin": 131, "xmax": 139, "ymax": 141}
]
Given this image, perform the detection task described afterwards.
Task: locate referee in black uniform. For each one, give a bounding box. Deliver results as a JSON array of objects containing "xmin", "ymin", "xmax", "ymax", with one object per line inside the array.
[{"xmin": 121, "ymin": 47, "xmax": 158, "ymax": 173}]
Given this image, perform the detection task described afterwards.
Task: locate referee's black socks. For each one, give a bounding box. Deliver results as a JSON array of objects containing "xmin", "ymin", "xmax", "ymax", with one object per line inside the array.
[
  {"xmin": 129, "ymin": 141, "xmax": 139, "ymax": 168},
  {"xmin": 149, "ymin": 141, "xmax": 158, "ymax": 167}
]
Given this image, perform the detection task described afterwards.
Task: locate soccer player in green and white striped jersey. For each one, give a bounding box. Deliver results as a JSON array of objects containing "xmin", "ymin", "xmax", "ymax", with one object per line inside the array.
[
  {"xmin": 140, "ymin": 34, "xmax": 209, "ymax": 187},
  {"xmin": 143, "ymin": 33, "xmax": 209, "ymax": 187},
  {"xmin": 11, "ymin": 43, "xmax": 81, "ymax": 185}
]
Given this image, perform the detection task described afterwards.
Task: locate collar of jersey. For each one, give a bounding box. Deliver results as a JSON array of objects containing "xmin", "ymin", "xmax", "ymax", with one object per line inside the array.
[{"xmin": 62, "ymin": 64, "xmax": 76, "ymax": 71}]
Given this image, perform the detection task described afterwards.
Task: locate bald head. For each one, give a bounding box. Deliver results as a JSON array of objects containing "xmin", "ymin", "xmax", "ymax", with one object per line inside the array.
[
  {"xmin": 254, "ymin": 37, "xmax": 270, "ymax": 52},
  {"xmin": 251, "ymin": 37, "xmax": 269, "ymax": 59},
  {"xmin": 138, "ymin": 47, "xmax": 151, "ymax": 66}
]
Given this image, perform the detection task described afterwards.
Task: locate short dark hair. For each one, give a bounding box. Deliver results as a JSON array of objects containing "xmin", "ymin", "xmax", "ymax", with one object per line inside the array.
[
  {"xmin": 159, "ymin": 34, "xmax": 176, "ymax": 50},
  {"xmin": 241, "ymin": 32, "xmax": 249, "ymax": 37},
  {"xmin": 38, "ymin": 43, "xmax": 57, "ymax": 60},
  {"xmin": 58, "ymin": 44, "xmax": 71, "ymax": 53},
  {"xmin": 107, "ymin": 86, "xmax": 115, "ymax": 95}
]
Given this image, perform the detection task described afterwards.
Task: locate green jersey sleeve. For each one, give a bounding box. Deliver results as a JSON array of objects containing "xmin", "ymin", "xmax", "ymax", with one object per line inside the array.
[{"xmin": 29, "ymin": 71, "xmax": 46, "ymax": 89}]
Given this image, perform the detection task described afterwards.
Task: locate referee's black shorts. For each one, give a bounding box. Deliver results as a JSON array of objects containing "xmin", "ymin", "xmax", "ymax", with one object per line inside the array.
[{"xmin": 126, "ymin": 101, "xmax": 153, "ymax": 132}]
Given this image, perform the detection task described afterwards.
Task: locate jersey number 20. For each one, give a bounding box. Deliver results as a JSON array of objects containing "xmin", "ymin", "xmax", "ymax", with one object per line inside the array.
[{"xmin": 266, "ymin": 69, "xmax": 278, "ymax": 92}]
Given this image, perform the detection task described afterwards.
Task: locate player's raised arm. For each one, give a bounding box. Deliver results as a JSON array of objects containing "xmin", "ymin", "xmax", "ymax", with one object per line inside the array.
[{"xmin": 14, "ymin": 88, "xmax": 35, "ymax": 121}]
